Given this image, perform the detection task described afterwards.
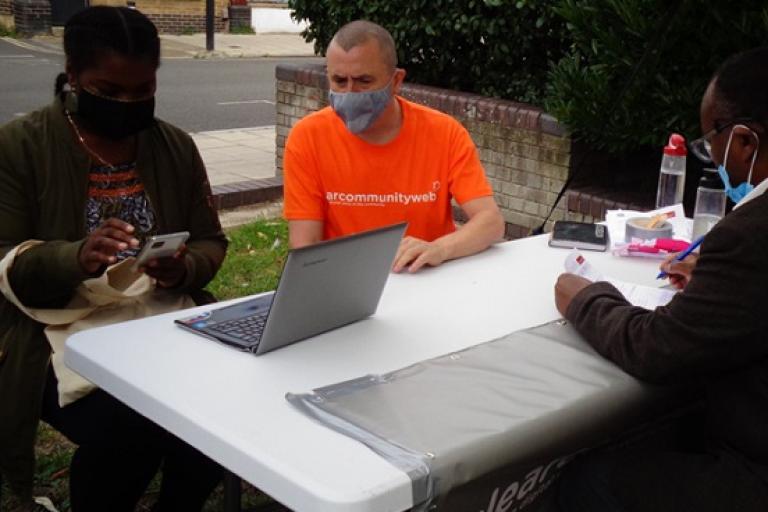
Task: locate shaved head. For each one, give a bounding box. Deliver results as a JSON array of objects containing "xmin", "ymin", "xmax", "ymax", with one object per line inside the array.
[{"xmin": 329, "ymin": 20, "xmax": 397, "ymax": 70}]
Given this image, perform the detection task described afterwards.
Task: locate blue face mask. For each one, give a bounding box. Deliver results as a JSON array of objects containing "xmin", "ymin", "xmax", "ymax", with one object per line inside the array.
[
  {"xmin": 717, "ymin": 165, "xmax": 753, "ymax": 203},
  {"xmin": 716, "ymin": 125, "xmax": 759, "ymax": 204},
  {"xmin": 328, "ymin": 78, "xmax": 393, "ymax": 134}
]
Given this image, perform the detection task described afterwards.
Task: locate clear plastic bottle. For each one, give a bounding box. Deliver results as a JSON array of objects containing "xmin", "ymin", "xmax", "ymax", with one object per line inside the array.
[
  {"xmin": 691, "ymin": 168, "xmax": 726, "ymax": 240},
  {"xmin": 655, "ymin": 133, "xmax": 687, "ymax": 208}
]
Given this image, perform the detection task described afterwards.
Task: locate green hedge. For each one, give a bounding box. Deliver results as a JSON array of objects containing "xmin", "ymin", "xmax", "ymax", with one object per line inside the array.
[
  {"xmin": 289, "ymin": 0, "xmax": 568, "ymax": 105},
  {"xmin": 544, "ymin": 0, "xmax": 768, "ymax": 152},
  {"xmin": 290, "ymin": 0, "xmax": 768, "ymax": 153}
]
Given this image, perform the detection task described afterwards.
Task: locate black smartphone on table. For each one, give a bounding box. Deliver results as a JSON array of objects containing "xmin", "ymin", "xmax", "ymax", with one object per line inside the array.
[{"xmin": 548, "ymin": 221, "xmax": 609, "ymax": 251}]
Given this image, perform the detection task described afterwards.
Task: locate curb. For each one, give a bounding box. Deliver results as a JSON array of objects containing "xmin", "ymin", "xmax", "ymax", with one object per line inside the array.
[
  {"xmin": 193, "ymin": 51, "xmax": 315, "ymax": 59},
  {"xmin": 212, "ymin": 176, "xmax": 283, "ymax": 210}
]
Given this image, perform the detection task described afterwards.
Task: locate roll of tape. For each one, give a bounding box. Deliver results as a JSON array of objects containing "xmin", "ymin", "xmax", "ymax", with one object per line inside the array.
[{"xmin": 625, "ymin": 217, "xmax": 673, "ymax": 242}]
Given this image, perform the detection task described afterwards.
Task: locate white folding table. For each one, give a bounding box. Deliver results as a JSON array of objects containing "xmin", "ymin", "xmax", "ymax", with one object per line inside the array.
[{"xmin": 65, "ymin": 234, "xmax": 669, "ymax": 512}]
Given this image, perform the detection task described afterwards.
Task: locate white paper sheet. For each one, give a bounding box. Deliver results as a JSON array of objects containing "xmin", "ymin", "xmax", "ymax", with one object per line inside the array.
[{"xmin": 564, "ymin": 251, "xmax": 677, "ymax": 310}]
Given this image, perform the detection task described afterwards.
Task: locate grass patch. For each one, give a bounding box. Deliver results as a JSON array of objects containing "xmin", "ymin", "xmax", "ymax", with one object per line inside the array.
[
  {"xmin": 0, "ymin": 23, "xmax": 17, "ymax": 37},
  {"xmin": 0, "ymin": 219, "xmax": 288, "ymax": 511},
  {"xmin": 206, "ymin": 218, "xmax": 288, "ymax": 300},
  {"xmin": 229, "ymin": 25, "xmax": 256, "ymax": 34},
  {"xmin": 31, "ymin": 426, "xmax": 73, "ymax": 511}
]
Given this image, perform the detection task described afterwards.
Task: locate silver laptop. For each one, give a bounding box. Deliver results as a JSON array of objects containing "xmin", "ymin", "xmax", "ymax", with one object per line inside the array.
[{"xmin": 175, "ymin": 222, "xmax": 407, "ymax": 355}]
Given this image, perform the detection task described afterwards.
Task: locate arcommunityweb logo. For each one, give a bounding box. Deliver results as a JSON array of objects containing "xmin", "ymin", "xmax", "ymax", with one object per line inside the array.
[{"xmin": 326, "ymin": 186, "xmax": 440, "ymax": 207}]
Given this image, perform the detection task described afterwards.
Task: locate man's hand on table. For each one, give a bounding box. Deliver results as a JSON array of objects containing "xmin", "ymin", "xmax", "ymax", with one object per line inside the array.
[
  {"xmin": 392, "ymin": 236, "xmax": 449, "ymax": 273},
  {"xmin": 555, "ymin": 273, "xmax": 592, "ymax": 316}
]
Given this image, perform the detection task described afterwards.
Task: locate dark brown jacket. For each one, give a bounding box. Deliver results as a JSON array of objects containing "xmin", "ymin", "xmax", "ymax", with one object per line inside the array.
[
  {"xmin": 567, "ymin": 191, "xmax": 768, "ymax": 471},
  {"xmin": 0, "ymin": 97, "xmax": 227, "ymax": 499}
]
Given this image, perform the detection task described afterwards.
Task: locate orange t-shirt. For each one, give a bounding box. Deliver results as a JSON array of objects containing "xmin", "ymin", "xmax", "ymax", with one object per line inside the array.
[{"xmin": 283, "ymin": 97, "xmax": 493, "ymax": 241}]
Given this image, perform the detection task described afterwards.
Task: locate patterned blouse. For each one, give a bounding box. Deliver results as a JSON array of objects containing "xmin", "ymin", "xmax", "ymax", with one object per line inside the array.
[{"xmin": 85, "ymin": 162, "xmax": 157, "ymax": 260}]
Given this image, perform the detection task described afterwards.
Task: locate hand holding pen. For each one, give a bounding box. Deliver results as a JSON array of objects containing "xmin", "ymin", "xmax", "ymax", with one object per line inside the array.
[{"xmin": 656, "ymin": 235, "xmax": 705, "ymax": 285}]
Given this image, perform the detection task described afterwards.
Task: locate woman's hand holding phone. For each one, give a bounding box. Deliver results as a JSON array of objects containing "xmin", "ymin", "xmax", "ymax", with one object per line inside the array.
[
  {"xmin": 141, "ymin": 243, "xmax": 188, "ymax": 288},
  {"xmin": 133, "ymin": 232, "xmax": 190, "ymax": 288},
  {"xmin": 79, "ymin": 218, "xmax": 139, "ymax": 274}
]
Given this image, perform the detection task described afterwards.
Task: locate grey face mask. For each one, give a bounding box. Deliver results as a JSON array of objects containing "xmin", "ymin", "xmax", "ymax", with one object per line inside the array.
[{"xmin": 328, "ymin": 77, "xmax": 394, "ymax": 134}]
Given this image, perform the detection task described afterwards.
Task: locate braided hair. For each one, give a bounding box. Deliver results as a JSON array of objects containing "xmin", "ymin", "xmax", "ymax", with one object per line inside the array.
[{"xmin": 54, "ymin": 6, "xmax": 160, "ymax": 97}]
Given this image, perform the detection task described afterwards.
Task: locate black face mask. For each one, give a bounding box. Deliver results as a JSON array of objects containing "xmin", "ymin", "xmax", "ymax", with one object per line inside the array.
[{"xmin": 75, "ymin": 88, "xmax": 156, "ymax": 140}]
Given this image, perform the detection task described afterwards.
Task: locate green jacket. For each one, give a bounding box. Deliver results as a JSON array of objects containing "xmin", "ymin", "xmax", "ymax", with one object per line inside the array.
[{"xmin": 0, "ymin": 97, "xmax": 228, "ymax": 499}]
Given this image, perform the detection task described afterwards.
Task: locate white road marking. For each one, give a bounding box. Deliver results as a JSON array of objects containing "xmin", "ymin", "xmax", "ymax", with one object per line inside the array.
[{"xmin": 0, "ymin": 37, "xmax": 62, "ymax": 55}]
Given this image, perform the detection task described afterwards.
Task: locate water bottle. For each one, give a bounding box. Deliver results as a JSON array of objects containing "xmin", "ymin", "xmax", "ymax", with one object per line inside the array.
[
  {"xmin": 691, "ymin": 168, "xmax": 726, "ymax": 240},
  {"xmin": 655, "ymin": 133, "xmax": 687, "ymax": 208}
]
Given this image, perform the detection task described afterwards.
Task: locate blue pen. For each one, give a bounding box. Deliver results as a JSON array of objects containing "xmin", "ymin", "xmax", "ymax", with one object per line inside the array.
[{"xmin": 656, "ymin": 235, "xmax": 705, "ymax": 279}]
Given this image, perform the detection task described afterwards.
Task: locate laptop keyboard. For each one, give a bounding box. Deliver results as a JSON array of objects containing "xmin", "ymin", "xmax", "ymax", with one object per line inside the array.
[{"xmin": 208, "ymin": 312, "xmax": 268, "ymax": 344}]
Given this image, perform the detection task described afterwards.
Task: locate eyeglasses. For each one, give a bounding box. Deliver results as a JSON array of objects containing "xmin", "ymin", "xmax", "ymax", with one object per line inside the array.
[{"xmin": 689, "ymin": 117, "xmax": 754, "ymax": 163}]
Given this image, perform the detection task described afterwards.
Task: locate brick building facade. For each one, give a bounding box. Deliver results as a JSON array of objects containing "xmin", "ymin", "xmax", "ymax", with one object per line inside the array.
[
  {"xmin": 90, "ymin": 0, "xmax": 228, "ymax": 34},
  {"xmin": 10, "ymin": 0, "xmax": 51, "ymax": 35},
  {"xmin": 0, "ymin": 0, "xmax": 13, "ymax": 28},
  {"xmin": 4, "ymin": 0, "xmax": 230, "ymax": 34}
]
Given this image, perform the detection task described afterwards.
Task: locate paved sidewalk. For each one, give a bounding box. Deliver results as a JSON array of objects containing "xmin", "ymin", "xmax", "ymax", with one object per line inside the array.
[
  {"xmin": 191, "ymin": 125, "xmax": 285, "ymax": 216},
  {"xmin": 190, "ymin": 126, "xmax": 277, "ymax": 186},
  {"xmin": 6, "ymin": 32, "xmax": 316, "ymax": 59},
  {"xmin": 162, "ymin": 33, "xmax": 316, "ymax": 59}
]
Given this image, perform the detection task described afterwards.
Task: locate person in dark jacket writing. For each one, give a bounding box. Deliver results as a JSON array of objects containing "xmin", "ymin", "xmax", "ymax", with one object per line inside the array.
[{"xmin": 554, "ymin": 47, "xmax": 768, "ymax": 512}]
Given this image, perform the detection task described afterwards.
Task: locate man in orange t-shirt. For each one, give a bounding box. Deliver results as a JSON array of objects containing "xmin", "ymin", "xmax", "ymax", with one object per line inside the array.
[{"xmin": 284, "ymin": 20, "xmax": 504, "ymax": 273}]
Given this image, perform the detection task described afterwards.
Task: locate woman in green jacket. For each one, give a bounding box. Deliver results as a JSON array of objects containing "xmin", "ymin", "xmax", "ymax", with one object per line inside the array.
[{"xmin": 0, "ymin": 6, "xmax": 228, "ymax": 511}]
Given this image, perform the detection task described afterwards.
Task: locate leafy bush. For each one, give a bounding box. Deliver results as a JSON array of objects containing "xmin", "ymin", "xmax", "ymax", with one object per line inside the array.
[
  {"xmin": 289, "ymin": 0, "xmax": 768, "ymax": 154},
  {"xmin": 544, "ymin": 0, "xmax": 768, "ymax": 152},
  {"xmin": 289, "ymin": 0, "xmax": 569, "ymax": 104}
]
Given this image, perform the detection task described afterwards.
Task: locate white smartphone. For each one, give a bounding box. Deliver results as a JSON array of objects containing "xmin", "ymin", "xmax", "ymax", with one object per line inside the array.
[{"xmin": 132, "ymin": 231, "xmax": 190, "ymax": 271}]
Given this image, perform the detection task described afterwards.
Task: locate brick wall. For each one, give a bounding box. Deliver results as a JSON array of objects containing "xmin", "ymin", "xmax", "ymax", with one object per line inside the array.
[
  {"xmin": 275, "ymin": 64, "xmax": 573, "ymax": 240},
  {"xmin": 0, "ymin": 0, "xmax": 13, "ymax": 30},
  {"xmin": 142, "ymin": 12, "xmax": 225, "ymax": 33},
  {"xmin": 90, "ymin": 0, "xmax": 227, "ymax": 33},
  {"xmin": 12, "ymin": 0, "xmax": 50, "ymax": 35},
  {"xmin": 565, "ymin": 188, "xmax": 651, "ymax": 225}
]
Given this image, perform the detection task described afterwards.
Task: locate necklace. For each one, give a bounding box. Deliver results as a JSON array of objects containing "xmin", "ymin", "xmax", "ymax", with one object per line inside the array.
[{"xmin": 64, "ymin": 109, "xmax": 118, "ymax": 172}]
